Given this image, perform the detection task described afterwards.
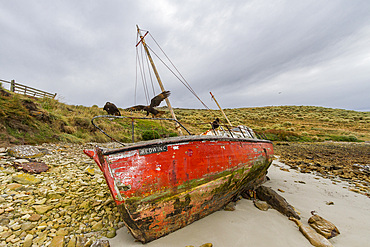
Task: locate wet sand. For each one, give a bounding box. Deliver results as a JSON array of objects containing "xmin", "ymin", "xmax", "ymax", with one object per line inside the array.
[{"xmin": 105, "ymin": 160, "xmax": 370, "ymax": 247}]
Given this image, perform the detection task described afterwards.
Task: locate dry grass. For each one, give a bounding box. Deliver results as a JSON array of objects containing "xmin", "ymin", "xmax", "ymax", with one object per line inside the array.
[{"xmin": 1, "ymin": 85, "xmax": 369, "ymax": 146}]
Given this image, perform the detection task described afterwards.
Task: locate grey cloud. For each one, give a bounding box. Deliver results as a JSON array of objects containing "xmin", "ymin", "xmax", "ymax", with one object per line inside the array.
[{"xmin": 1, "ymin": 0, "xmax": 369, "ymax": 111}]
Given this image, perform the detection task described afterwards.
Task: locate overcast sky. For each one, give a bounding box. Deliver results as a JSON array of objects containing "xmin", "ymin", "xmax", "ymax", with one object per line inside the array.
[{"xmin": 1, "ymin": 1, "xmax": 370, "ymax": 111}]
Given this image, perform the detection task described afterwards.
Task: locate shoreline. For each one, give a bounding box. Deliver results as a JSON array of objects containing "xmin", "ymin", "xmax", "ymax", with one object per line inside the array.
[
  {"xmin": 104, "ymin": 160, "xmax": 370, "ymax": 247},
  {"xmin": 1, "ymin": 142, "xmax": 369, "ymax": 246}
]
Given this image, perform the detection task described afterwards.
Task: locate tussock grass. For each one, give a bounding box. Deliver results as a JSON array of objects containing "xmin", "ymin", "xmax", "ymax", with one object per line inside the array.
[{"xmin": 1, "ymin": 84, "xmax": 369, "ymax": 145}]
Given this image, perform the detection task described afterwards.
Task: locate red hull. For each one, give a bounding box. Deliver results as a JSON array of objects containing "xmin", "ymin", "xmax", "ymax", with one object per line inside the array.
[{"xmin": 85, "ymin": 135, "xmax": 273, "ymax": 243}]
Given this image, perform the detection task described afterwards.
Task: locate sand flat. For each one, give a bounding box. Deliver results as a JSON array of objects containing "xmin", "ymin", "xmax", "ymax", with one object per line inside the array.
[{"xmin": 106, "ymin": 160, "xmax": 370, "ymax": 247}]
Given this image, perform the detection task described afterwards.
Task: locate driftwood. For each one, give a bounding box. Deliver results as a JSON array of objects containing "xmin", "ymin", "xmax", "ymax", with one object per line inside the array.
[
  {"xmin": 308, "ymin": 212, "xmax": 340, "ymax": 239},
  {"xmin": 290, "ymin": 217, "xmax": 333, "ymax": 247},
  {"xmin": 255, "ymin": 185, "xmax": 300, "ymax": 219}
]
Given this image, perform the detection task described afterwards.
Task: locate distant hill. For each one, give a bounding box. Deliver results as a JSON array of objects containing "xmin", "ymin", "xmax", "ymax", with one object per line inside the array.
[{"xmin": 1, "ymin": 85, "xmax": 369, "ymax": 147}]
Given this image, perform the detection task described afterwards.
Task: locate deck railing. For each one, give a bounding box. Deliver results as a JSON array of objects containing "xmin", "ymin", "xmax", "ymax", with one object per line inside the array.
[
  {"xmin": 0, "ymin": 79, "xmax": 56, "ymax": 99},
  {"xmin": 91, "ymin": 115, "xmax": 269, "ymax": 146},
  {"xmin": 91, "ymin": 115, "xmax": 192, "ymax": 145}
]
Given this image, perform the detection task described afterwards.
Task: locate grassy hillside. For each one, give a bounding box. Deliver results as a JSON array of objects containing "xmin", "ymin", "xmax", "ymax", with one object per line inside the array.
[{"xmin": 1, "ymin": 85, "xmax": 369, "ymax": 146}]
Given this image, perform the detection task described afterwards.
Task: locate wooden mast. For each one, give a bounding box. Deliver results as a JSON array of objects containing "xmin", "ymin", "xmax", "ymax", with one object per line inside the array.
[
  {"xmin": 136, "ymin": 25, "xmax": 183, "ymax": 135},
  {"xmin": 210, "ymin": 92, "xmax": 232, "ymax": 126}
]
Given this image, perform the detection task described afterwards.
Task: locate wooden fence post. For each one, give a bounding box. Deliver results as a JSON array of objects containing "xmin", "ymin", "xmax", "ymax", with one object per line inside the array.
[{"xmin": 10, "ymin": 80, "xmax": 15, "ymax": 92}]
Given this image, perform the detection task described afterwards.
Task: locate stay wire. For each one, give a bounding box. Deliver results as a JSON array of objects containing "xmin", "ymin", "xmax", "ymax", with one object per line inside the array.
[
  {"xmin": 136, "ymin": 45, "xmax": 150, "ymax": 105},
  {"xmin": 141, "ymin": 29, "xmax": 204, "ymax": 106},
  {"xmin": 135, "ymin": 33, "xmax": 140, "ymax": 105},
  {"xmin": 146, "ymin": 44, "xmax": 211, "ymax": 111},
  {"xmin": 149, "ymin": 33, "xmax": 196, "ymax": 93},
  {"xmin": 137, "ymin": 28, "xmax": 218, "ymax": 120},
  {"xmin": 143, "ymin": 47, "xmax": 156, "ymax": 96},
  {"xmin": 147, "ymin": 33, "xmax": 212, "ymax": 111}
]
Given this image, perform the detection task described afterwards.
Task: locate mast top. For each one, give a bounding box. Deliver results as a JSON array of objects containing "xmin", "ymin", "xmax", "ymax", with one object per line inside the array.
[{"xmin": 136, "ymin": 25, "xmax": 183, "ymax": 135}]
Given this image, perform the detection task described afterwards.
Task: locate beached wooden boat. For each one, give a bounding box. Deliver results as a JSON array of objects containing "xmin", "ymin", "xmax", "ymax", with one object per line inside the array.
[
  {"xmin": 83, "ymin": 26, "xmax": 274, "ymax": 243},
  {"xmin": 84, "ymin": 126, "xmax": 273, "ymax": 243}
]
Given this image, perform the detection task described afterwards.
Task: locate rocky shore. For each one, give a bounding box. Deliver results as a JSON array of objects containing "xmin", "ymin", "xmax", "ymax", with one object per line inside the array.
[
  {"xmin": 274, "ymin": 142, "xmax": 370, "ymax": 197},
  {"xmin": 0, "ymin": 143, "xmax": 123, "ymax": 247},
  {"xmin": 1, "ymin": 141, "xmax": 369, "ymax": 246}
]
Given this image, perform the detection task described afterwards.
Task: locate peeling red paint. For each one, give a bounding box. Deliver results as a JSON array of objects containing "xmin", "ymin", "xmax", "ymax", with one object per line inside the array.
[{"xmin": 84, "ymin": 135, "xmax": 273, "ymax": 243}]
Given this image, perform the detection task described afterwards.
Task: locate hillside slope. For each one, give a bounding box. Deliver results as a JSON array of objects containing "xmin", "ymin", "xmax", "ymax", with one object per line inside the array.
[{"xmin": 1, "ymin": 85, "xmax": 369, "ymax": 147}]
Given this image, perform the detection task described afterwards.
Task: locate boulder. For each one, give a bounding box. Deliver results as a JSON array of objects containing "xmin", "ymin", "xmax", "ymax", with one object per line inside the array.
[
  {"xmin": 12, "ymin": 173, "xmax": 41, "ymax": 185},
  {"xmin": 7, "ymin": 145, "xmax": 44, "ymax": 159},
  {"xmin": 290, "ymin": 217, "xmax": 333, "ymax": 247},
  {"xmin": 13, "ymin": 162, "xmax": 49, "ymax": 174},
  {"xmin": 308, "ymin": 213, "xmax": 340, "ymax": 239}
]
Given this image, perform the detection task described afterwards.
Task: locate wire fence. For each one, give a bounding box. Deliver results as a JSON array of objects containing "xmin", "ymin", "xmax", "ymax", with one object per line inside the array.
[{"xmin": 0, "ymin": 79, "xmax": 56, "ymax": 99}]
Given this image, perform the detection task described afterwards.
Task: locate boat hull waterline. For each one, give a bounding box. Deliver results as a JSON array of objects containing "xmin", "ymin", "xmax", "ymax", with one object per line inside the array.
[{"xmin": 84, "ymin": 135, "xmax": 274, "ymax": 243}]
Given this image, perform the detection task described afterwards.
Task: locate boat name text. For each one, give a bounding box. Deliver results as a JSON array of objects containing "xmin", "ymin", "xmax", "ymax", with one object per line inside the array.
[{"xmin": 139, "ymin": 145, "xmax": 168, "ymax": 156}]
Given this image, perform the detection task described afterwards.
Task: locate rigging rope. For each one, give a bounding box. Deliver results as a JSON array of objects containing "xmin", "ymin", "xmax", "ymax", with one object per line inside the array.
[
  {"xmin": 147, "ymin": 44, "xmax": 211, "ymax": 111},
  {"xmin": 137, "ymin": 29, "xmax": 219, "ymax": 119},
  {"xmin": 143, "ymin": 46, "xmax": 156, "ymax": 96},
  {"xmin": 135, "ymin": 33, "xmax": 139, "ymax": 105},
  {"xmin": 147, "ymin": 33, "xmax": 213, "ymax": 112},
  {"xmin": 136, "ymin": 42, "xmax": 150, "ymax": 105}
]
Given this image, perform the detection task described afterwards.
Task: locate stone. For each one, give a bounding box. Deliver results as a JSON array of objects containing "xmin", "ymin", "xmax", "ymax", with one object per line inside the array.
[
  {"xmin": 199, "ymin": 244, "xmax": 213, "ymax": 247},
  {"xmin": 224, "ymin": 201, "xmax": 236, "ymax": 211},
  {"xmin": 6, "ymin": 183, "xmax": 23, "ymax": 191},
  {"xmin": 23, "ymin": 234, "xmax": 33, "ymax": 247},
  {"xmin": 0, "ymin": 217, "xmax": 10, "ymax": 226},
  {"xmin": 84, "ymin": 239, "xmax": 94, "ymax": 247},
  {"xmin": 253, "ymin": 199, "xmax": 270, "ymax": 211},
  {"xmin": 13, "ymin": 162, "xmax": 49, "ymax": 174},
  {"xmin": 67, "ymin": 235, "xmax": 76, "ymax": 247},
  {"xmin": 13, "ymin": 159, "xmax": 30, "ymax": 163},
  {"xmin": 289, "ymin": 217, "xmax": 333, "ymax": 247},
  {"xmin": 34, "ymin": 231, "xmax": 47, "ymax": 245},
  {"xmin": 308, "ymin": 213, "xmax": 340, "ymax": 239},
  {"xmin": 34, "ymin": 198, "xmax": 47, "ymax": 205},
  {"xmin": 28, "ymin": 214, "xmax": 41, "ymax": 222},
  {"xmin": 91, "ymin": 239, "xmax": 110, "ymax": 247},
  {"xmin": 5, "ymin": 234, "xmax": 16, "ymax": 243},
  {"xmin": 32, "ymin": 205, "xmax": 52, "ymax": 214},
  {"xmin": 91, "ymin": 221, "xmax": 103, "ymax": 231},
  {"xmin": 12, "ymin": 173, "xmax": 41, "ymax": 185},
  {"xmin": 106, "ymin": 227, "xmax": 116, "ymax": 238},
  {"xmin": 85, "ymin": 167, "xmax": 95, "ymax": 176},
  {"xmin": 49, "ymin": 235, "xmax": 65, "ymax": 247},
  {"xmin": 0, "ymin": 230, "xmax": 12, "ymax": 239},
  {"xmin": 21, "ymin": 222, "xmax": 36, "ymax": 231},
  {"xmin": 56, "ymin": 228, "xmax": 69, "ymax": 236},
  {"xmin": 10, "ymin": 223, "xmax": 21, "ymax": 231},
  {"xmin": 7, "ymin": 145, "xmax": 44, "ymax": 159},
  {"xmin": 76, "ymin": 235, "xmax": 88, "ymax": 247},
  {"xmin": 5, "ymin": 207, "xmax": 14, "ymax": 212},
  {"xmin": 80, "ymin": 201, "xmax": 90, "ymax": 209}
]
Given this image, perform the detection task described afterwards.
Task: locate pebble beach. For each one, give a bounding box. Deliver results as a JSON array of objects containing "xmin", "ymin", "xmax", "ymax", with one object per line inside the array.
[{"xmin": 0, "ymin": 143, "xmax": 122, "ymax": 247}]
